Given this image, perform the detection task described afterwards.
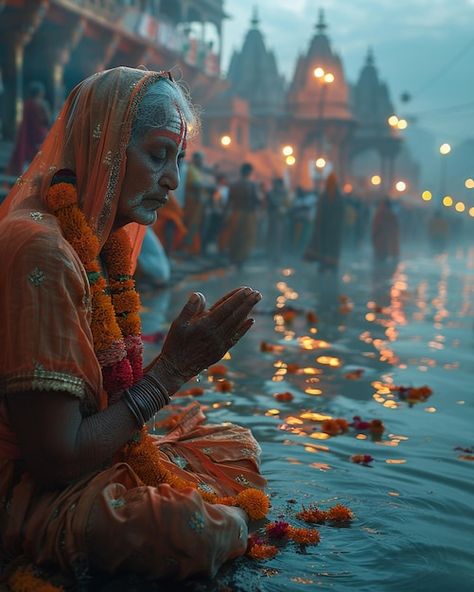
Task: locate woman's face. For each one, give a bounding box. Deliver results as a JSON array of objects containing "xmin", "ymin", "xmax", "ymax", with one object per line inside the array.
[{"xmin": 115, "ymin": 110, "xmax": 186, "ymax": 228}]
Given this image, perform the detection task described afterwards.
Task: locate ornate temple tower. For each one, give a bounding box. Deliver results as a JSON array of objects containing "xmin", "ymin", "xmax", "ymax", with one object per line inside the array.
[
  {"xmin": 285, "ymin": 10, "xmax": 355, "ymax": 189},
  {"xmin": 350, "ymin": 48, "xmax": 402, "ymax": 194},
  {"xmin": 226, "ymin": 8, "xmax": 285, "ymax": 151}
]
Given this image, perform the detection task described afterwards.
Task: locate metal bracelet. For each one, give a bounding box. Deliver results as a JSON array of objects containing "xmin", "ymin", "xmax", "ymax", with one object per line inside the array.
[{"xmin": 123, "ymin": 374, "xmax": 171, "ymax": 427}]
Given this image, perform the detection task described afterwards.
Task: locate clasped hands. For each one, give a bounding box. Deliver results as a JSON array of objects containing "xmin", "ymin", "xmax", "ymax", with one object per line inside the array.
[{"xmin": 148, "ymin": 286, "xmax": 262, "ymax": 394}]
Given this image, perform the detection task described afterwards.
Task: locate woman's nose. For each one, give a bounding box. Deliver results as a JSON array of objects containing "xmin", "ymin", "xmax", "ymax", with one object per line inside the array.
[{"xmin": 160, "ymin": 160, "xmax": 180, "ymax": 191}]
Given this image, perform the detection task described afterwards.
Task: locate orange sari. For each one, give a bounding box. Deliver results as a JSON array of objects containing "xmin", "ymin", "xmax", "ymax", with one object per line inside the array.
[{"xmin": 0, "ymin": 67, "xmax": 264, "ymax": 580}]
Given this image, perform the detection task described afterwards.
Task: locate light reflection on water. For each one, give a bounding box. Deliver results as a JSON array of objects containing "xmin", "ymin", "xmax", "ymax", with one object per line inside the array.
[{"xmin": 140, "ymin": 249, "xmax": 473, "ymax": 591}]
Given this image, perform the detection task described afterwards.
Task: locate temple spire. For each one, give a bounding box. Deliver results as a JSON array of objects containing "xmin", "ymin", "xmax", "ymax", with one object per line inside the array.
[
  {"xmin": 315, "ymin": 9, "xmax": 327, "ymax": 34},
  {"xmin": 251, "ymin": 5, "xmax": 260, "ymax": 28},
  {"xmin": 366, "ymin": 46, "xmax": 375, "ymax": 66}
]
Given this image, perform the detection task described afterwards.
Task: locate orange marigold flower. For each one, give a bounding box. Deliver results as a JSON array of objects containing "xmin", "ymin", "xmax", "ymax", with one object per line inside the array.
[
  {"xmin": 118, "ymin": 312, "xmax": 142, "ymax": 337},
  {"xmin": 321, "ymin": 419, "xmax": 344, "ymax": 436},
  {"xmin": 45, "ymin": 182, "xmax": 77, "ymax": 211},
  {"xmin": 112, "ymin": 290, "xmax": 141, "ymax": 315},
  {"xmin": 287, "ymin": 526, "xmax": 320, "ymax": 545},
  {"xmin": 215, "ymin": 495, "xmax": 238, "ymax": 506},
  {"xmin": 266, "ymin": 520, "xmax": 289, "ymax": 539},
  {"xmin": 335, "ymin": 418, "xmax": 349, "ymax": 432},
  {"xmin": 215, "ymin": 379, "xmax": 233, "ymax": 392},
  {"xmin": 326, "ymin": 504, "xmax": 354, "ymax": 522},
  {"xmin": 9, "ymin": 565, "xmax": 64, "ymax": 592},
  {"xmin": 281, "ymin": 309, "xmax": 297, "ymax": 322},
  {"xmin": 247, "ymin": 543, "xmax": 278, "ymax": 560},
  {"xmin": 369, "ymin": 419, "xmax": 385, "ymax": 435},
  {"xmin": 296, "ymin": 504, "xmax": 327, "ymax": 524},
  {"xmin": 273, "ymin": 391, "xmax": 294, "ymax": 402},
  {"xmin": 208, "ymin": 364, "xmax": 228, "ymax": 377},
  {"xmin": 178, "ymin": 387, "xmax": 205, "ymax": 397},
  {"xmin": 236, "ymin": 488, "xmax": 270, "ymax": 520},
  {"xmin": 102, "ymin": 228, "xmax": 132, "ymax": 277}
]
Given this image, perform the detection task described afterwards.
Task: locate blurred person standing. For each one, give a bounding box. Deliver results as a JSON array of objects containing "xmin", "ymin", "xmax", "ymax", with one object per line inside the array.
[
  {"xmin": 427, "ymin": 210, "xmax": 449, "ymax": 254},
  {"xmin": 225, "ymin": 162, "xmax": 261, "ymax": 269},
  {"xmin": 6, "ymin": 80, "xmax": 51, "ymax": 177},
  {"xmin": 203, "ymin": 172, "xmax": 229, "ymax": 255},
  {"xmin": 181, "ymin": 151, "xmax": 214, "ymax": 255},
  {"xmin": 305, "ymin": 173, "xmax": 345, "ymax": 271},
  {"xmin": 371, "ymin": 197, "xmax": 400, "ymax": 262},
  {"xmin": 153, "ymin": 190, "xmax": 187, "ymax": 255},
  {"xmin": 266, "ymin": 177, "xmax": 290, "ymax": 264},
  {"xmin": 290, "ymin": 186, "xmax": 315, "ymax": 257}
]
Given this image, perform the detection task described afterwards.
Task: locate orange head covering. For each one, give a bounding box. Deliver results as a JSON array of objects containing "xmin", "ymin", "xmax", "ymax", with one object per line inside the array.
[{"xmin": 0, "ymin": 67, "xmax": 178, "ymax": 268}]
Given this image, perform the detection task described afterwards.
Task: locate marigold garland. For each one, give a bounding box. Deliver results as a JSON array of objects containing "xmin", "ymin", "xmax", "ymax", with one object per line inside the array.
[
  {"xmin": 287, "ymin": 526, "xmax": 320, "ymax": 545},
  {"xmin": 47, "ymin": 181, "xmax": 269, "ymax": 520},
  {"xmin": 8, "ymin": 566, "xmax": 64, "ymax": 592}
]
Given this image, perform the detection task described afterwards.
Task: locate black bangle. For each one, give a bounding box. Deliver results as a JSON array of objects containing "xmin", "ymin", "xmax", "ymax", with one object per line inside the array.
[{"xmin": 123, "ymin": 374, "xmax": 171, "ymax": 428}]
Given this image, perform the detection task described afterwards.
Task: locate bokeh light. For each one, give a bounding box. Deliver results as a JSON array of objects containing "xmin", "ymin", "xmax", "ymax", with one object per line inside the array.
[
  {"xmin": 442, "ymin": 195, "xmax": 453, "ymax": 207},
  {"xmin": 286, "ymin": 155, "xmax": 296, "ymax": 166},
  {"xmin": 282, "ymin": 145, "xmax": 294, "ymax": 156},
  {"xmin": 395, "ymin": 181, "xmax": 407, "ymax": 192},
  {"xmin": 455, "ymin": 201, "xmax": 465, "ymax": 212},
  {"xmin": 313, "ymin": 67, "xmax": 325, "ymax": 78},
  {"xmin": 371, "ymin": 175, "xmax": 382, "ymax": 186},
  {"xmin": 421, "ymin": 190, "xmax": 432, "ymax": 201},
  {"xmin": 315, "ymin": 158, "xmax": 326, "ymax": 168},
  {"xmin": 220, "ymin": 135, "xmax": 231, "ymax": 146},
  {"xmin": 439, "ymin": 143, "xmax": 451, "ymax": 155}
]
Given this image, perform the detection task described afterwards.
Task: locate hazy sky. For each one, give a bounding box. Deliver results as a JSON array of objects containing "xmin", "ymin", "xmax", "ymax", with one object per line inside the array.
[{"xmin": 220, "ymin": 0, "xmax": 474, "ymax": 144}]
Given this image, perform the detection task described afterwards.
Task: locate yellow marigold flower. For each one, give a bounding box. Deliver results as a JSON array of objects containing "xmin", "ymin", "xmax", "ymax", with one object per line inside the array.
[{"xmin": 236, "ymin": 488, "xmax": 270, "ymax": 520}]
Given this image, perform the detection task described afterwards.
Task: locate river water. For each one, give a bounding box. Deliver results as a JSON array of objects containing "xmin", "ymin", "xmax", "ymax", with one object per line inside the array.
[{"xmin": 138, "ymin": 247, "xmax": 473, "ymax": 592}]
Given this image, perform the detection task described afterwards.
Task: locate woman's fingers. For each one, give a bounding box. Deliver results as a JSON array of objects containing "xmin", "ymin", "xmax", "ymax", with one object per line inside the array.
[
  {"xmin": 175, "ymin": 292, "xmax": 206, "ymax": 324},
  {"xmin": 210, "ymin": 287, "xmax": 261, "ymax": 324},
  {"xmin": 208, "ymin": 287, "xmax": 244, "ymax": 312},
  {"xmin": 219, "ymin": 292, "xmax": 261, "ymax": 334},
  {"xmin": 227, "ymin": 318, "xmax": 255, "ymax": 347}
]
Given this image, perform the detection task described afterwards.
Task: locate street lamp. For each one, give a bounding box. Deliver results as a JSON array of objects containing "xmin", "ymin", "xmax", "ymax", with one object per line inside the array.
[
  {"xmin": 282, "ymin": 145, "xmax": 294, "ymax": 156},
  {"xmin": 220, "ymin": 135, "xmax": 232, "ymax": 146},
  {"xmin": 313, "ymin": 66, "xmax": 335, "ymax": 190},
  {"xmin": 395, "ymin": 180, "xmax": 407, "ymax": 193},
  {"xmin": 438, "ymin": 143, "xmax": 451, "ymax": 197}
]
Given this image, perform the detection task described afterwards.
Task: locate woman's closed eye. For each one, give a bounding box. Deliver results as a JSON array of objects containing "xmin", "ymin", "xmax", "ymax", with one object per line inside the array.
[{"xmin": 150, "ymin": 149, "xmax": 166, "ymax": 164}]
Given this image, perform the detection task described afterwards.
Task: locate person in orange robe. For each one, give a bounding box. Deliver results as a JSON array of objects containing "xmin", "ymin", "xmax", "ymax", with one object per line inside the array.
[{"xmin": 0, "ymin": 67, "xmax": 264, "ymax": 582}]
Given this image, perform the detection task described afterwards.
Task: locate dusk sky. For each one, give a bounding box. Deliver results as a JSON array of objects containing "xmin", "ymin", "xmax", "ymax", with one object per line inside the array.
[{"xmin": 221, "ymin": 0, "xmax": 474, "ymax": 144}]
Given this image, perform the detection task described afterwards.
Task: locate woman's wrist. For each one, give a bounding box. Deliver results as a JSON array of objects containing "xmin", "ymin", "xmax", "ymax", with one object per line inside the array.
[{"xmin": 150, "ymin": 355, "xmax": 187, "ymax": 396}]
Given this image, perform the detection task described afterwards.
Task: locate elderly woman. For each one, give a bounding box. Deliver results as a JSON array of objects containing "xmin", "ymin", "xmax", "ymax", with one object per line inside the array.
[{"xmin": 0, "ymin": 68, "xmax": 264, "ymax": 581}]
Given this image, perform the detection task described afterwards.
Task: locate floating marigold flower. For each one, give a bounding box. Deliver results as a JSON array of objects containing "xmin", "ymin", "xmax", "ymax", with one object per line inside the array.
[
  {"xmin": 247, "ymin": 532, "xmax": 264, "ymax": 550},
  {"xmin": 351, "ymin": 416, "xmax": 371, "ymax": 430},
  {"xmin": 208, "ymin": 364, "xmax": 228, "ymax": 377},
  {"xmin": 326, "ymin": 504, "xmax": 354, "ymax": 522},
  {"xmin": 237, "ymin": 488, "xmax": 270, "ymax": 520},
  {"xmin": 369, "ymin": 419, "xmax": 385, "ymax": 436},
  {"xmin": 215, "ymin": 379, "xmax": 233, "ymax": 392},
  {"xmin": 351, "ymin": 454, "xmax": 374, "ymax": 464},
  {"xmin": 247, "ymin": 543, "xmax": 278, "ymax": 560},
  {"xmin": 265, "ymin": 520, "xmax": 290, "ymax": 539},
  {"xmin": 335, "ymin": 418, "xmax": 349, "ymax": 432},
  {"xmin": 281, "ymin": 309, "xmax": 297, "ymax": 322},
  {"xmin": 321, "ymin": 418, "xmax": 347, "ymax": 436},
  {"xmin": 287, "ymin": 526, "xmax": 320, "ymax": 545},
  {"xmin": 273, "ymin": 391, "xmax": 294, "ymax": 402},
  {"xmin": 344, "ymin": 369, "xmax": 364, "ymax": 380},
  {"xmin": 178, "ymin": 387, "xmax": 205, "ymax": 397},
  {"xmin": 296, "ymin": 504, "xmax": 327, "ymax": 524}
]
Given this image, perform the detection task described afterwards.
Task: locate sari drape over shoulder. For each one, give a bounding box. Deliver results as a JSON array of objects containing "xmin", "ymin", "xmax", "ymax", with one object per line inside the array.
[{"xmin": 0, "ymin": 67, "xmax": 264, "ymax": 581}]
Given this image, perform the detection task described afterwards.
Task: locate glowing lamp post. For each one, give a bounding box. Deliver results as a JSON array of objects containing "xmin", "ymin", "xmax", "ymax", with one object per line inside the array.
[
  {"xmin": 395, "ymin": 180, "xmax": 407, "ymax": 193},
  {"xmin": 438, "ymin": 143, "xmax": 451, "ymax": 197}
]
